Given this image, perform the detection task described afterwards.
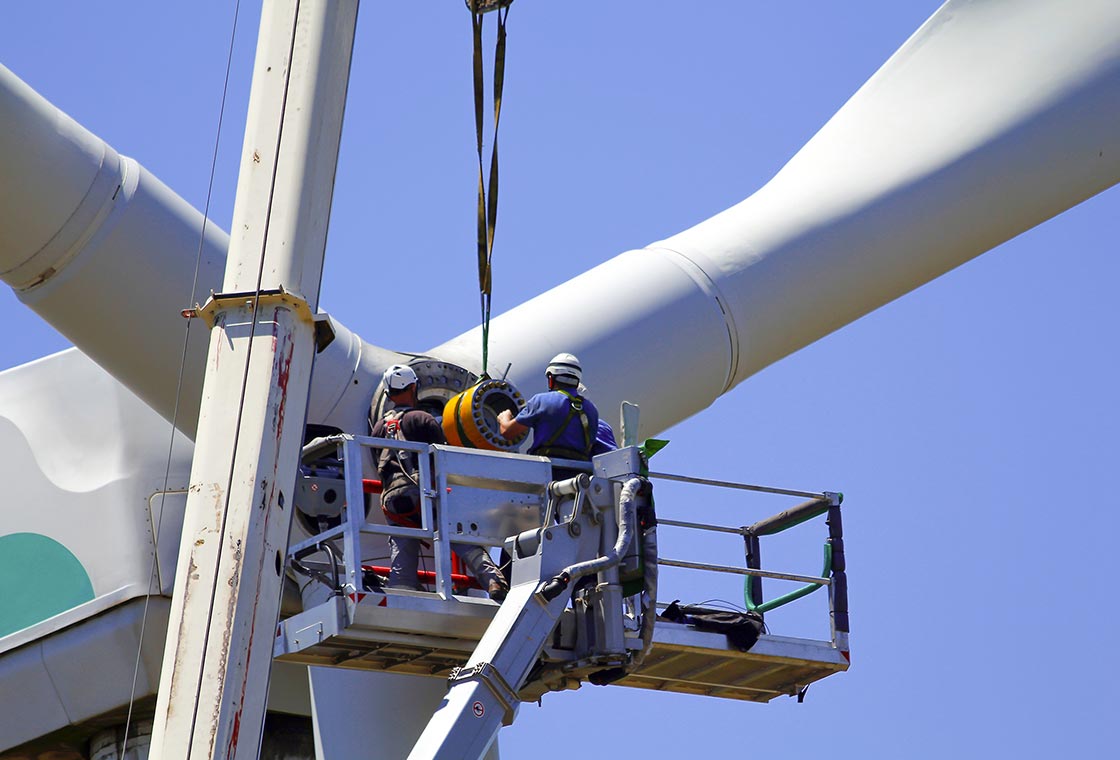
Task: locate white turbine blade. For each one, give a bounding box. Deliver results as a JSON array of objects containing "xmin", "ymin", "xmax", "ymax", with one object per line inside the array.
[
  {"xmin": 4, "ymin": 1, "xmax": 1118, "ymax": 441},
  {"xmin": 0, "ymin": 65, "xmax": 398, "ymax": 436},
  {"xmin": 431, "ymin": 0, "xmax": 1120, "ymax": 436},
  {"xmin": 0, "ymin": 62, "xmax": 225, "ymax": 432},
  {"xmin": 664, "ymin": 0, "xmax": 1120, "ymax": 388}
]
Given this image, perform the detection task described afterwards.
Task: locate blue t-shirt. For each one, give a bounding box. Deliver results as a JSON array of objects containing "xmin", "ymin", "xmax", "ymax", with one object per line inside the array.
[{"xmin": 516, "ymin": 389, "xmax": 600, "ymax": 459}]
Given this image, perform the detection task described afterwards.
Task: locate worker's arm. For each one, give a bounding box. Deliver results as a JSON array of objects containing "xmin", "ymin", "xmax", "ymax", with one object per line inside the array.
[{"xmin": 498, "ymin": 409, "xmax": 528, "ymax": 439}]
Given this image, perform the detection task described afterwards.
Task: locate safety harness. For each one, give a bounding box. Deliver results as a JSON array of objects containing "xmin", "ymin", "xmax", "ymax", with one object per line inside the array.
[
  {"xmin": 532, "ymin": 389, "xmax": 593, "ymax": 461},
  {"xmin": 377, "ymin": 408, "xmax": 423, "ymax": 528}
]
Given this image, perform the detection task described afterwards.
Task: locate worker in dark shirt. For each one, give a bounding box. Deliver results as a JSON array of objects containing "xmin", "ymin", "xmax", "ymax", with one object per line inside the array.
[
  {"xmin": 372, "ymin": 364, "xmax": 508, "ymax": 600},
  {"xmin": 497, "ymin": 353, "xmax": 599, "ymax": 474}
]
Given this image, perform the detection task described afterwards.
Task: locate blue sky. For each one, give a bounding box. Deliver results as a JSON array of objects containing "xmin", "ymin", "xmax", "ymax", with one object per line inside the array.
[{"xmin": 2, "ymin": 2, "xmax": 1117, "ymax": 757}]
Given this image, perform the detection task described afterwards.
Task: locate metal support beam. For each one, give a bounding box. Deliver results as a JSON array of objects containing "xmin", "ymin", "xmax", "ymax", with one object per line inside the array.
[{"xmin": 150, "ymin": 2, "xmax": 358, "ymax": 758}]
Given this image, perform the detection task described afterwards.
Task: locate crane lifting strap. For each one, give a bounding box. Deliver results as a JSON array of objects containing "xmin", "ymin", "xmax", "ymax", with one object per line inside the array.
[{"xmin": 469, "ymin": 0, "xmax": 512, "ymax": 375}]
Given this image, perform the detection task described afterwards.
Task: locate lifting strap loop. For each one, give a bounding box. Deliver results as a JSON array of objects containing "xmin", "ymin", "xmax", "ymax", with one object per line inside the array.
[{"xmin": 469, "ymin": 1, "xmax": 511, "ymax": 375}]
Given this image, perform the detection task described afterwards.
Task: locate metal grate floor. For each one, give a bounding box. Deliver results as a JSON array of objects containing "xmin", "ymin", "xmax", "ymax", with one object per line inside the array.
[{"xmin": 275, "ymin": 595, "xmax": 848, "ymax": 702}]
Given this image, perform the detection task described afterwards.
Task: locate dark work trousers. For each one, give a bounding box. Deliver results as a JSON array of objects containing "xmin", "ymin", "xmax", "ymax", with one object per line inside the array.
[{"xmin": 380, "ymin": 487, "xmax": 505, "ymax": 592}]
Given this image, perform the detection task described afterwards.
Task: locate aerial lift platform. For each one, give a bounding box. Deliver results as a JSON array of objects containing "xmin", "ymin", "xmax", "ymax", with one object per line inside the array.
[{"xmin": 275, "ymin": 435, "xmax": 849, "ymax": 756}]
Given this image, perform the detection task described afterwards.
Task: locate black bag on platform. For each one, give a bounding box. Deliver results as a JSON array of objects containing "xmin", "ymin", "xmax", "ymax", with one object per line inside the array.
[{"xmin": 661, "ymin": 600, "xmax": 766, "ymax": 652}]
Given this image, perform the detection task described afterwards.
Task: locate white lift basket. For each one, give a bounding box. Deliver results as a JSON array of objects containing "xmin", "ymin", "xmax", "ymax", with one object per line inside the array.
[{"xmin": 276, "ymin": 435, "xmax": 850, "ymax": 756}]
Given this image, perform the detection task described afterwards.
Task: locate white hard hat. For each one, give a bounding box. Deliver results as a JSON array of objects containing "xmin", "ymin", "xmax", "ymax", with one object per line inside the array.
[
  {"xmin": 383, "ymin": 364, "xmax": 419, "ymax": 392},
  {"xmin": 546, "ymin": 353, "xmax": 582, "ymax": 385}
]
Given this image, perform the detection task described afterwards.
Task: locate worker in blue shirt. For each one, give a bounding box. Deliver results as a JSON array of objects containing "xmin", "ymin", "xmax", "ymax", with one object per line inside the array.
[{"xmin": 498, "ymin": 353, "xmax": 599, "ymax": 464}]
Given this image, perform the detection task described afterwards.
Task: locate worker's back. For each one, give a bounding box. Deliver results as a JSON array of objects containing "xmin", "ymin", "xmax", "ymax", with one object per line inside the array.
[
  {"xmin": 372, "ymin": 407, "xmax": 445, "ymax": 491},
  {"xmin": 522, "ymin": 388, "xmax": 599, "ymax": 461}
]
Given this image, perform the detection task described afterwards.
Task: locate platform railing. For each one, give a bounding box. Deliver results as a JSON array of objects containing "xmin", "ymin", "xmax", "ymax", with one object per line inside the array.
[
  {"xmin": 290, "ymin": 434, "xmax": 560, "ymax": 603},
  {"xmin": 289, "ymin": 434, "xmax": 451, "ymax": 598},
  {"xmin": 289, "ymin": 438, "xmax": 848, "ymax": 652},
  {"xmin": 646, "ymin": 470, "xmax": 847, "ymax": 650}
]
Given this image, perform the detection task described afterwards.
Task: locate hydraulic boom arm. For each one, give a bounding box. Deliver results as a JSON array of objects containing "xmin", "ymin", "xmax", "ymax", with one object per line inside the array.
[{"xmin": 409, "ymin": 458, "xmax": 645, "ymax": 760}]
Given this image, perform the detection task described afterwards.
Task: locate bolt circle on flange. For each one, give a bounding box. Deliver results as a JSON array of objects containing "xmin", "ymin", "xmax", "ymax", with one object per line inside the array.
[{"xmin": 442, "ymin": 378, "xmax": 527, "ymax": 451}]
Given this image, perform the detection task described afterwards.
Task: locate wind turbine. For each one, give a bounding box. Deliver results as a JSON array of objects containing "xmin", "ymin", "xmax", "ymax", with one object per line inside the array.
[{"xmin": 2, "ymin": 1, "xmax": 1120, "ymax": 760}]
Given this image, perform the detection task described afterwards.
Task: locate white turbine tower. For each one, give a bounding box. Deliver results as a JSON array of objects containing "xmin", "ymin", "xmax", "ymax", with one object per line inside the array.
[{"xmin": 1, "ymin": 1, "xmax": 1118, "ymax": 758}]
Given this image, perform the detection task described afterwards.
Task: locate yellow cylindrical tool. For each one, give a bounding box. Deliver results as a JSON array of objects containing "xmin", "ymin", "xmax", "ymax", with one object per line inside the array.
[{"xmin": 442, "ymin": 378, "xmax": 527, "ymax": 451}]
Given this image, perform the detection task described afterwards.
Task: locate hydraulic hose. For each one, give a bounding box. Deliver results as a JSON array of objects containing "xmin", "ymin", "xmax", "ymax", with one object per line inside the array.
[
  {"xmin": 632, "ymin": 507, "xmax": 658, "ymax": 668},
  {"xmin": 540, "ymin": 477, "xmax": 642, "ymax": 600}
]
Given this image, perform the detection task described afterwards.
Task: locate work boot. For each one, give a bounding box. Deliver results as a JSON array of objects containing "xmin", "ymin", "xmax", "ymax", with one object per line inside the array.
[{"xmin": 487, "ymin": 578, "xmax": 509, "ymax": 603}]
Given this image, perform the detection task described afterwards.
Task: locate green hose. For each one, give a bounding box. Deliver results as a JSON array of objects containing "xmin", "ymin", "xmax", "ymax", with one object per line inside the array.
[{"xmin": 744, "ymin": 542, "xmax": 832, "ymax": 614}]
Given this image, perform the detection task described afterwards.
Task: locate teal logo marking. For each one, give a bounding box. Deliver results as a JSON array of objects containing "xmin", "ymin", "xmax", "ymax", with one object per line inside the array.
[{"xmin": 0, "ymin": 533, "xmax": 95, "ymax": 638}]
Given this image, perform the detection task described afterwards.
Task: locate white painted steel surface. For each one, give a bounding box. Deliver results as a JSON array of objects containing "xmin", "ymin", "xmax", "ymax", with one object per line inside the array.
[
  {"xmin": 305, "ymin": 316, "xmax": 396, "ymax": 433},
  {"xmin": 150, "ymin": 2, "xmax": 358, "ymax": 758}
]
